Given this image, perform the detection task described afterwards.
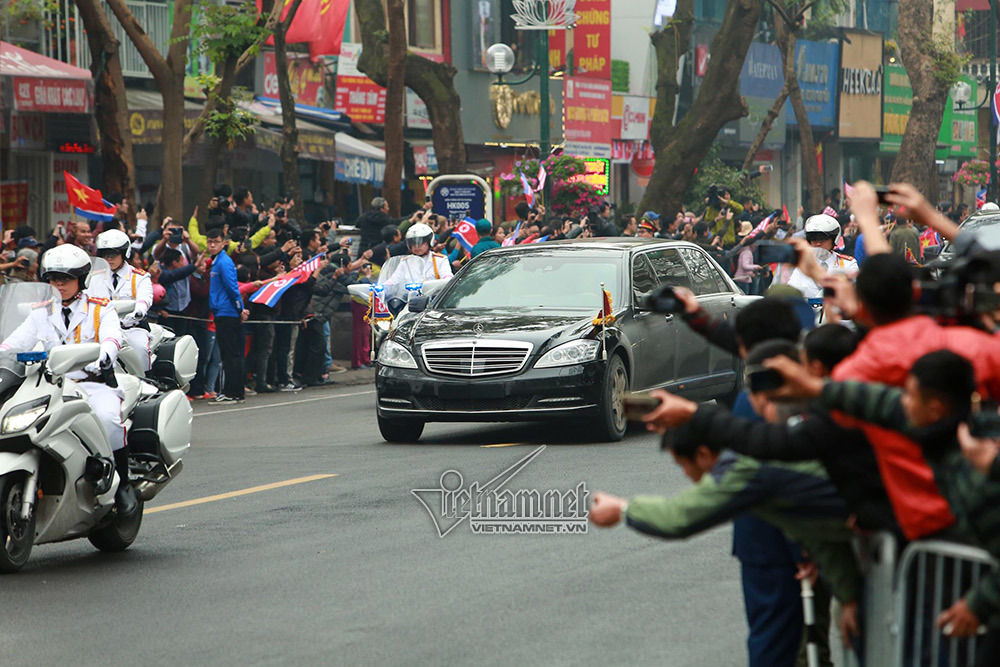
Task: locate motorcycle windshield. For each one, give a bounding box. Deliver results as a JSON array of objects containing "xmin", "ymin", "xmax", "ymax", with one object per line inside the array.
[{"xmin": 0, "ymin": 283, "xmax": 60, "ymax": 345}]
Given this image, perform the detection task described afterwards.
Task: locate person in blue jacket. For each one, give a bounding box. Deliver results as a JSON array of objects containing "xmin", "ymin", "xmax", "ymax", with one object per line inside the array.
[{"xmin": 207, "ymin": 227, "xmax": 248, "ymax": 403}]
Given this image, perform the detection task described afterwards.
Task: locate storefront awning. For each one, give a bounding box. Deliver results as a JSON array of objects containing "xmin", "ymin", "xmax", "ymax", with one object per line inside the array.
[
  {"xmin": 1, "ymin": 41, "xmax": 93, "ymax": 114},
  {"xmin": 335, "ymin": 132, "xmax": 390, "ymax": 186}
]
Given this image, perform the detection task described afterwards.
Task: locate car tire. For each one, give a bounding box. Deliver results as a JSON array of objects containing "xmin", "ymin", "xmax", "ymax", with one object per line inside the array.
[
  {"xmin": 378, "ymin": 413, "xmax": 425, "ymax": 443},
  {"xmin": 718, "ymin": 358, "xmax": 745, "ymax": 409},
  {"xmin": 593, "ymin": 354, "xmax": 628, "ymax": 442}
]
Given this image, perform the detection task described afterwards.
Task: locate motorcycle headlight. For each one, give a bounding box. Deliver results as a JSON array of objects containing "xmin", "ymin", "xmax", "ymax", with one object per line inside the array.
[
  {"xmin": 2, "ymin": 397, "xmax": 49, "ymax": 434},
  {"xmin": 378, "ymin": 340, "xmax": 418, "ymax": 369},
  {"xmin": 534, "ymin": 340, "xmax": 601, "ymax": 369}
]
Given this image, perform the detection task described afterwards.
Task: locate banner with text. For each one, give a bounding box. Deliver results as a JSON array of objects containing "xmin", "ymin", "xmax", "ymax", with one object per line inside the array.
[
  {"xmin": 334, "ymin": 42, "xmax": 386, "ymax": 124},
  {"xmin": 572, "ymin": 0, "xmax": 611, "ymax": 80},
  {"xmin": 564, "ymin": 77, "xmax": 612, "ymax": 158}
]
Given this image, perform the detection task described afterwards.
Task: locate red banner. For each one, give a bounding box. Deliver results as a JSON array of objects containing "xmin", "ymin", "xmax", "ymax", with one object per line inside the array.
[
  {"xmin": 573, "ymin": 0, "xmax": 611, "ymax": 80},
  {"xmin": 257, "ymin": 0, "xmax": 320, "ymax": 45},
  {"xmin": 1, "ymin": 182, "xmax": 29, "ymax": 230},
  {"xmin": 334, "ymin": 42, "xmax": 386, "ymax": 124},
  {"xmin": 12, "ymin": 77, "xmax": 91, "ymax": 114},
  {"xmin": 564, "ymin": 77, "xmax": 612, "ymax": 158},
  {"xmin": 309, "ymin": 0, "xmax": 350, "ymax": 59},
  {"xmin": 549, "ymin": 29, "xmax": 566, "ymax": 71}
]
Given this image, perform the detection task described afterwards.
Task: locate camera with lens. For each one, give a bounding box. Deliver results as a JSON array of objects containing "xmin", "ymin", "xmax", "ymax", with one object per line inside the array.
[
  {"xmin": 213, "ymin": 196, "xmax": 232, "ymax": 211},
  {"xmin": 706, "ymin": 185, "xmax": 724, "ymax": 208},
  {"xmin": 642, "ymin": 284, "xmax": 686, "ymax": 314},
  {"xmin": 914, "ymin": 250, "xmax": 1000, "ymax": 323}
]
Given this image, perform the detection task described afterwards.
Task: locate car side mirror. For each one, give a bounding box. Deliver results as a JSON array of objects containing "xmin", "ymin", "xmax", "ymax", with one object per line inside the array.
[
  {"xmin": 408, "ymin": 295, "xmax": 431, "ymax": 313},
  {"xmin": 47, "ymin": 343, "xmax": 101, "ymax": 375}
]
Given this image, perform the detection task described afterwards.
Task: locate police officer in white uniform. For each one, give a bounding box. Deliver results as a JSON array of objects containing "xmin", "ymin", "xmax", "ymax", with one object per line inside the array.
[
  {"xmin": 89, "ymin": 229, "xmax": 154, "ymax": 371},
  {"xmin": 787, "ymin": 214, "xmax": 859, "ymax": 299},
  {"xmin": 378, "ymin": 222, "xmax": 453, "ymax": 304},
  {"xmin": 0, "ymin": 245, "xmax": 137, "ymax": 515}
]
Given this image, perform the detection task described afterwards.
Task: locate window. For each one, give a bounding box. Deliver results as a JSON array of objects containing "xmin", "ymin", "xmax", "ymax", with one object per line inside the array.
[
  {"xmin": 645, "ymin": 249, "xmax": 692, "ymax": 291},
  {"xmin": 679, "ymin": 248, "xmax": 730, "ymax": 296},
  {"xmin": 407, "ymin": 0, "xmax": 437, "ymax": 50},
  {"xmin": 631, "ymin": 255, "xmax": 658, "ymax": 301}
]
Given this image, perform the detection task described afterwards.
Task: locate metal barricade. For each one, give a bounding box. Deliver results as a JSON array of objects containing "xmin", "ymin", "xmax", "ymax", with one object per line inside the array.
[{"xmin": 893, "ymin": 540, "xmax": 998, "ymax": 666}]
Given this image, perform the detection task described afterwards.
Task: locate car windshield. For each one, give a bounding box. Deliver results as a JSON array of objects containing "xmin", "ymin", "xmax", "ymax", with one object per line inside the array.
[
  {"xmin": 949, "ymin": 216, "xmax": 1000, "ymax": 251},
  {"xmin": 0, "ymin": 283, "xmax": 59, "ymax": 347},
  {"xmin": 436, "ymin": 251, "xmax": 622, "ymax": 310}
]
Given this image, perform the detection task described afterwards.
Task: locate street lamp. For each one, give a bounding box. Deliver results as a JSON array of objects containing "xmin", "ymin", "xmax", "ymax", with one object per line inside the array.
[{"xmin": 485, "ymin": 1, "xmax": 577, "ymax": 208}]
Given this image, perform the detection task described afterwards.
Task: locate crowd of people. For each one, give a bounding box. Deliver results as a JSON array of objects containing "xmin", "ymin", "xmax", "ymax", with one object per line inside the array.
[{"xmin": 587, "ymin": 181, "xmax": 1000, "ymax": 666}]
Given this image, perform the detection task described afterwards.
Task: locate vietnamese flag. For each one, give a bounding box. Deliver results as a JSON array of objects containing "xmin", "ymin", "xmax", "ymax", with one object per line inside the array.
[
  {"xmin": 64, "ymin": 172, "xmax": 116, "ymax": 222},
  {"xmin": 257, "ymin": 0, "xmax": 320, "ymax": 45},
  {"xmin": 309, "ymin": 0, "xmax": 350, "ymax": 59}
]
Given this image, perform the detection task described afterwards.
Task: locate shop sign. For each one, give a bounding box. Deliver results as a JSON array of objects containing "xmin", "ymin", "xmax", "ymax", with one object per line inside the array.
[{"xmin": 838, "ymin": 31, "xmax": 883, "ymax": 140}]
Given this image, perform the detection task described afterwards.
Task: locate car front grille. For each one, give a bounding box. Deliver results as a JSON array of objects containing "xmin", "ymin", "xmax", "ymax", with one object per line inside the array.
[
  {"xmin": 413, "ymin": 396, "xmax": 534, "ymax": 412},
  {"xmin": 420, "ymin": 340, "xmax": 533, "ymax": 378}
]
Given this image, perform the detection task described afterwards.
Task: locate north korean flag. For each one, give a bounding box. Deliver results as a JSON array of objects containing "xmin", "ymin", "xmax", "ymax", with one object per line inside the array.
[
  {"xmin": 64, "ymin": 172, "xmax": 117, "ymax": 222},
  {"xmin": 452, "ymin": 217, "xmax": 480, "ymax": 253}
]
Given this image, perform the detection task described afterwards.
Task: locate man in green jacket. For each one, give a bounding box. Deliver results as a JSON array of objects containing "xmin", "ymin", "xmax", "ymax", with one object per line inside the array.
[{"xmin": 591, "ymin": 428, "xmax": 863, "ymax": 645}]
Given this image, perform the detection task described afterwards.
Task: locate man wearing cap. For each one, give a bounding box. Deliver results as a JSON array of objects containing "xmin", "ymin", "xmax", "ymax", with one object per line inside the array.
[
  {"xmin": 7, "ymin": 237, "xmax": 40, "ymax": 283},
  {"xmin": 637, "ymin": 220, "xmax": 657, "ymax": 239},
  {"xmin": 470, "ymin": 219, "xmax": 500, "ymax": 258}
]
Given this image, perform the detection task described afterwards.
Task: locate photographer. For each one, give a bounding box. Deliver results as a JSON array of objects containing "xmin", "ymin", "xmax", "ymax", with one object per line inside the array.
[
  {"xmin": 588, "ymin": 202, "xmax": 618, "ymax": 237},
  {"xmin": 229, "ymin": 186, "xmax": 257, "ymax": 229},
  {"xmin": 188, "ymin": 205, "xmax": 273, "ymax": 256},
  {"xmin": 704, "ymin": 186, "xmax": 744, "ymax": 246}
]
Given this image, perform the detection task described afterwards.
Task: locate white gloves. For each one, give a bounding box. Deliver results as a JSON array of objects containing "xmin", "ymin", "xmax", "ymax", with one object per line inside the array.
[
  {"xmin": 84, "ymin": 351, "xmax": 112, "ymax": 376},
  {"xmin": 121, "ymin": 307, "xmax": 146, "ymax": 328}
]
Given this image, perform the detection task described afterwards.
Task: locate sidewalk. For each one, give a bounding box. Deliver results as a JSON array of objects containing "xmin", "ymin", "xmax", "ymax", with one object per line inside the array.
[{"xmin": 324, "ymin": 360, "xmax": 377, "ymax": 388}]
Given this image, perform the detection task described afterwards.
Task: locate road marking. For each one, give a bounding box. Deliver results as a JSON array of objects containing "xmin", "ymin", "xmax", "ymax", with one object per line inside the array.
[
  {"xmin": 145, "ymin": 474, "xmax": 338, "ymax": 514},
  {"xmin": 480, "ymin": 443, "xmax": 527, "ymax": 448},
  {"xmin": 195, "ymin": 390, "xmax": 375, "ymax": 417}
]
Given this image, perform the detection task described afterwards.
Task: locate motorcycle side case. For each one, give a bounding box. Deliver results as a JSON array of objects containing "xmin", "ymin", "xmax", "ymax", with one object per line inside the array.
[
  {"xmin": 128, "ymin": 389, "xmax": 192, "ymax": 466},
  {"xmin": 150, "ymin": 334, "xmax": 198, "ymax": 390}
]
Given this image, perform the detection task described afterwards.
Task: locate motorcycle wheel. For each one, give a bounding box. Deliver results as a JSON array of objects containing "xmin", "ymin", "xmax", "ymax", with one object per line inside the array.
[
  {"xmin": 88, "ymin": 493, "xmax": 144, "ymax": 553},
  {"xmin": 0, "ymin": 474, "xmax": 35, "ymax": 573}
]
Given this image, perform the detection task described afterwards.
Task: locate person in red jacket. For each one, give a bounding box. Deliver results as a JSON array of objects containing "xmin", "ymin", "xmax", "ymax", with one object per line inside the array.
[{"xmin": 821, "ymin": 250, "xmax": 1000, "ymax": 540}]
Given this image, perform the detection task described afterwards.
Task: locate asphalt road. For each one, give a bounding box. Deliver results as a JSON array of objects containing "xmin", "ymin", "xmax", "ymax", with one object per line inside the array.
[{"xmin": 1, "ymin": 384, "xmax": 746, "ymax": 666}]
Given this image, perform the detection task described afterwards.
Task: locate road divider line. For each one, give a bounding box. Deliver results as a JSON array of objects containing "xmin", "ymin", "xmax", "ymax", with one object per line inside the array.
[
  {"xmin": 145, "ymin": 474, "xmax": 338, "ymax": 514},
  {"xmin": 195, "ymin": 390, "xmax": 375, "ymax": 417},
  {"xmin": 480, "ymin": 443, "xmax": 528, "ymax": 448}
]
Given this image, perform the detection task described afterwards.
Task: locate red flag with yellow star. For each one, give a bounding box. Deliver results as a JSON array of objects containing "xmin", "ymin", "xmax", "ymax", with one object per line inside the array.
[{"xmin": 64, "ymin": 172, "xmax": 116, "ymax": 222}]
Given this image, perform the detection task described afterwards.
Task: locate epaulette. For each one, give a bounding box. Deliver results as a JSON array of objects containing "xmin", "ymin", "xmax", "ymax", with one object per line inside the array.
[
  {"xmin": 87, "ymin": 296, "xmax": 110, "ymax": 306},
  {"xmin": 431, "ymin": 251, "xmax": 445, "ymax": 258},
  {"xmin": 835, "ymin": 252, "xmax": 854, "ymax": 261},
  {"xmin": 132, "ymin": 267, "xmax": 147, "ymax": 276},
  {"xmin": 30, "ymin": 299, "xmax": 52, "ymax": 309}
]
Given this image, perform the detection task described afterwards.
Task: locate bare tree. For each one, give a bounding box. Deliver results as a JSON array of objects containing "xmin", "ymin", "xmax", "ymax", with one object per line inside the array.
[
  {"xmin": 891, "ymin": 0, "xmax": 958, "ymax": 201},
  {"xmin": 382, "ymin": 0, "xmax": 406, "ymax": 215},
  {"xmin": 74, "ymin": 0, "xmax": 135, "ymax": 222},
  {"xmin": 354, "ymin": 0, "xmax": 466, "ymax": 173},
  {"xmin": 637, "ymin": 0, "xmax": 762, "ymax": 217},
  {"xmin": 105, "ymin": 0, "xmax": 193, "ymax": 223}
]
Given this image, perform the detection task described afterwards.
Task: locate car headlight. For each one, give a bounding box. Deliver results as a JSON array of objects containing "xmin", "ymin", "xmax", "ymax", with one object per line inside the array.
[
  {"xmin": 534, "ymin": 340, "xmax": 601, "ymax": 368},
  {"xmin": 378, "ymin": 340, "xmax": 418, "ymax": 369},
  {"xmin": 2, "ymin": 397, "xmax": 49, "ymax": 434}
]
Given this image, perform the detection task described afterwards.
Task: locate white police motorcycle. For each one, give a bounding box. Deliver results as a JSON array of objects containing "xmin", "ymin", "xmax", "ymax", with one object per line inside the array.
[{"xmin": 0, "ymin": 283, "xmax": 191, "ymax": 573}]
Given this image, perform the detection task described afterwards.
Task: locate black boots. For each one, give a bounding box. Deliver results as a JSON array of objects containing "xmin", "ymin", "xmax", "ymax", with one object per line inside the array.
[{"xmin": 112, "ymin": 448, "xmax": 138, "ymax": 518}]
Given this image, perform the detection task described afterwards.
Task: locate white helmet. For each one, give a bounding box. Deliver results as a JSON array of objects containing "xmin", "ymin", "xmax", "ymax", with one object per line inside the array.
[
  {"xmin": 96, "ymin": 229, "xmax": 131, "ymax": 259},
  {"xmin": 982, "ymin": 202, "xmax": 1000, "ymax": 212},
  {"xmin": 406, "ymin": 222, "xmax": 434, "ymax": 251},
  {"xmin": 40, "ymin": 244, "xmax": 92, "ymax": 286},
  {"xmin": 804, "ymin": 213, "xmax": 841, "ymax": 243}
]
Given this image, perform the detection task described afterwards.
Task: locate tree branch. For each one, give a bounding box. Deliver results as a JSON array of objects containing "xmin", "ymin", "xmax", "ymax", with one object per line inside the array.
[
  {"xmin": 280, "ymin": 0, "xmax": 304, "ymax": 32},
  {"xmin": 762, "ymin": 0, "xmax": 794, "ymax": 27},
  {"xmin": 181, "ymin": 0, "xmax": 286, "ymax": 155},
  {"xmin": 105, "ymin": 0, "xmax": 171, "ymax": 84}
]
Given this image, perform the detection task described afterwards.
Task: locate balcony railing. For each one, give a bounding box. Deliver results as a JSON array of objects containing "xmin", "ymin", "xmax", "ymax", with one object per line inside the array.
[{"xmin": 42, "ymin": 0, "xmax": 171, "ymax": 79}]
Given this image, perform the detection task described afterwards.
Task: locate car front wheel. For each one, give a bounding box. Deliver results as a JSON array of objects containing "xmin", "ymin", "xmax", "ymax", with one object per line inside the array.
[
  {"xmin": 378, "ymin": 413, "xmax": 425, "ymax": 443},
  {"xmin": 593, "ymin": 355, "xmax": 628, "ymax": 442}
]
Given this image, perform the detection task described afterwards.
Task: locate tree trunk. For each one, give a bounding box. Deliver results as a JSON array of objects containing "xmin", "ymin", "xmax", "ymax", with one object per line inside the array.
[
  {"xmin": 354, "ymin": 0, "xmax": 466, "ymax": 173},
  {"xmin": 891, "ymin": 0, "xmax": 952, "ymax": 201},
  {"xmin": 105, "ymin": 0, "xmax": 192, "ymax": 224},
  {"xmin": 638, "ymin": 0, "xmax": 761, "ymax": 217},
  {"xmin": 273, "ymin": 28, "xmax": 302, "ymax": 221},
  {"xmin": 776, "ymin": 21, "xmax": 823, "ymax": 212},
  {"xmin": 196, "ymin": 60, "xmax": 240, "ymax": 226},
  {"xmin": 383, "ymin": 0, "xmax": 406, "ymax": 215},
  {"xmin": 75, "ymin": 0, "xmax": 135, "ymax": 222},
  {"xmin": 742, "ymin": 83, "xmax": 789, "ymax": 172}
]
